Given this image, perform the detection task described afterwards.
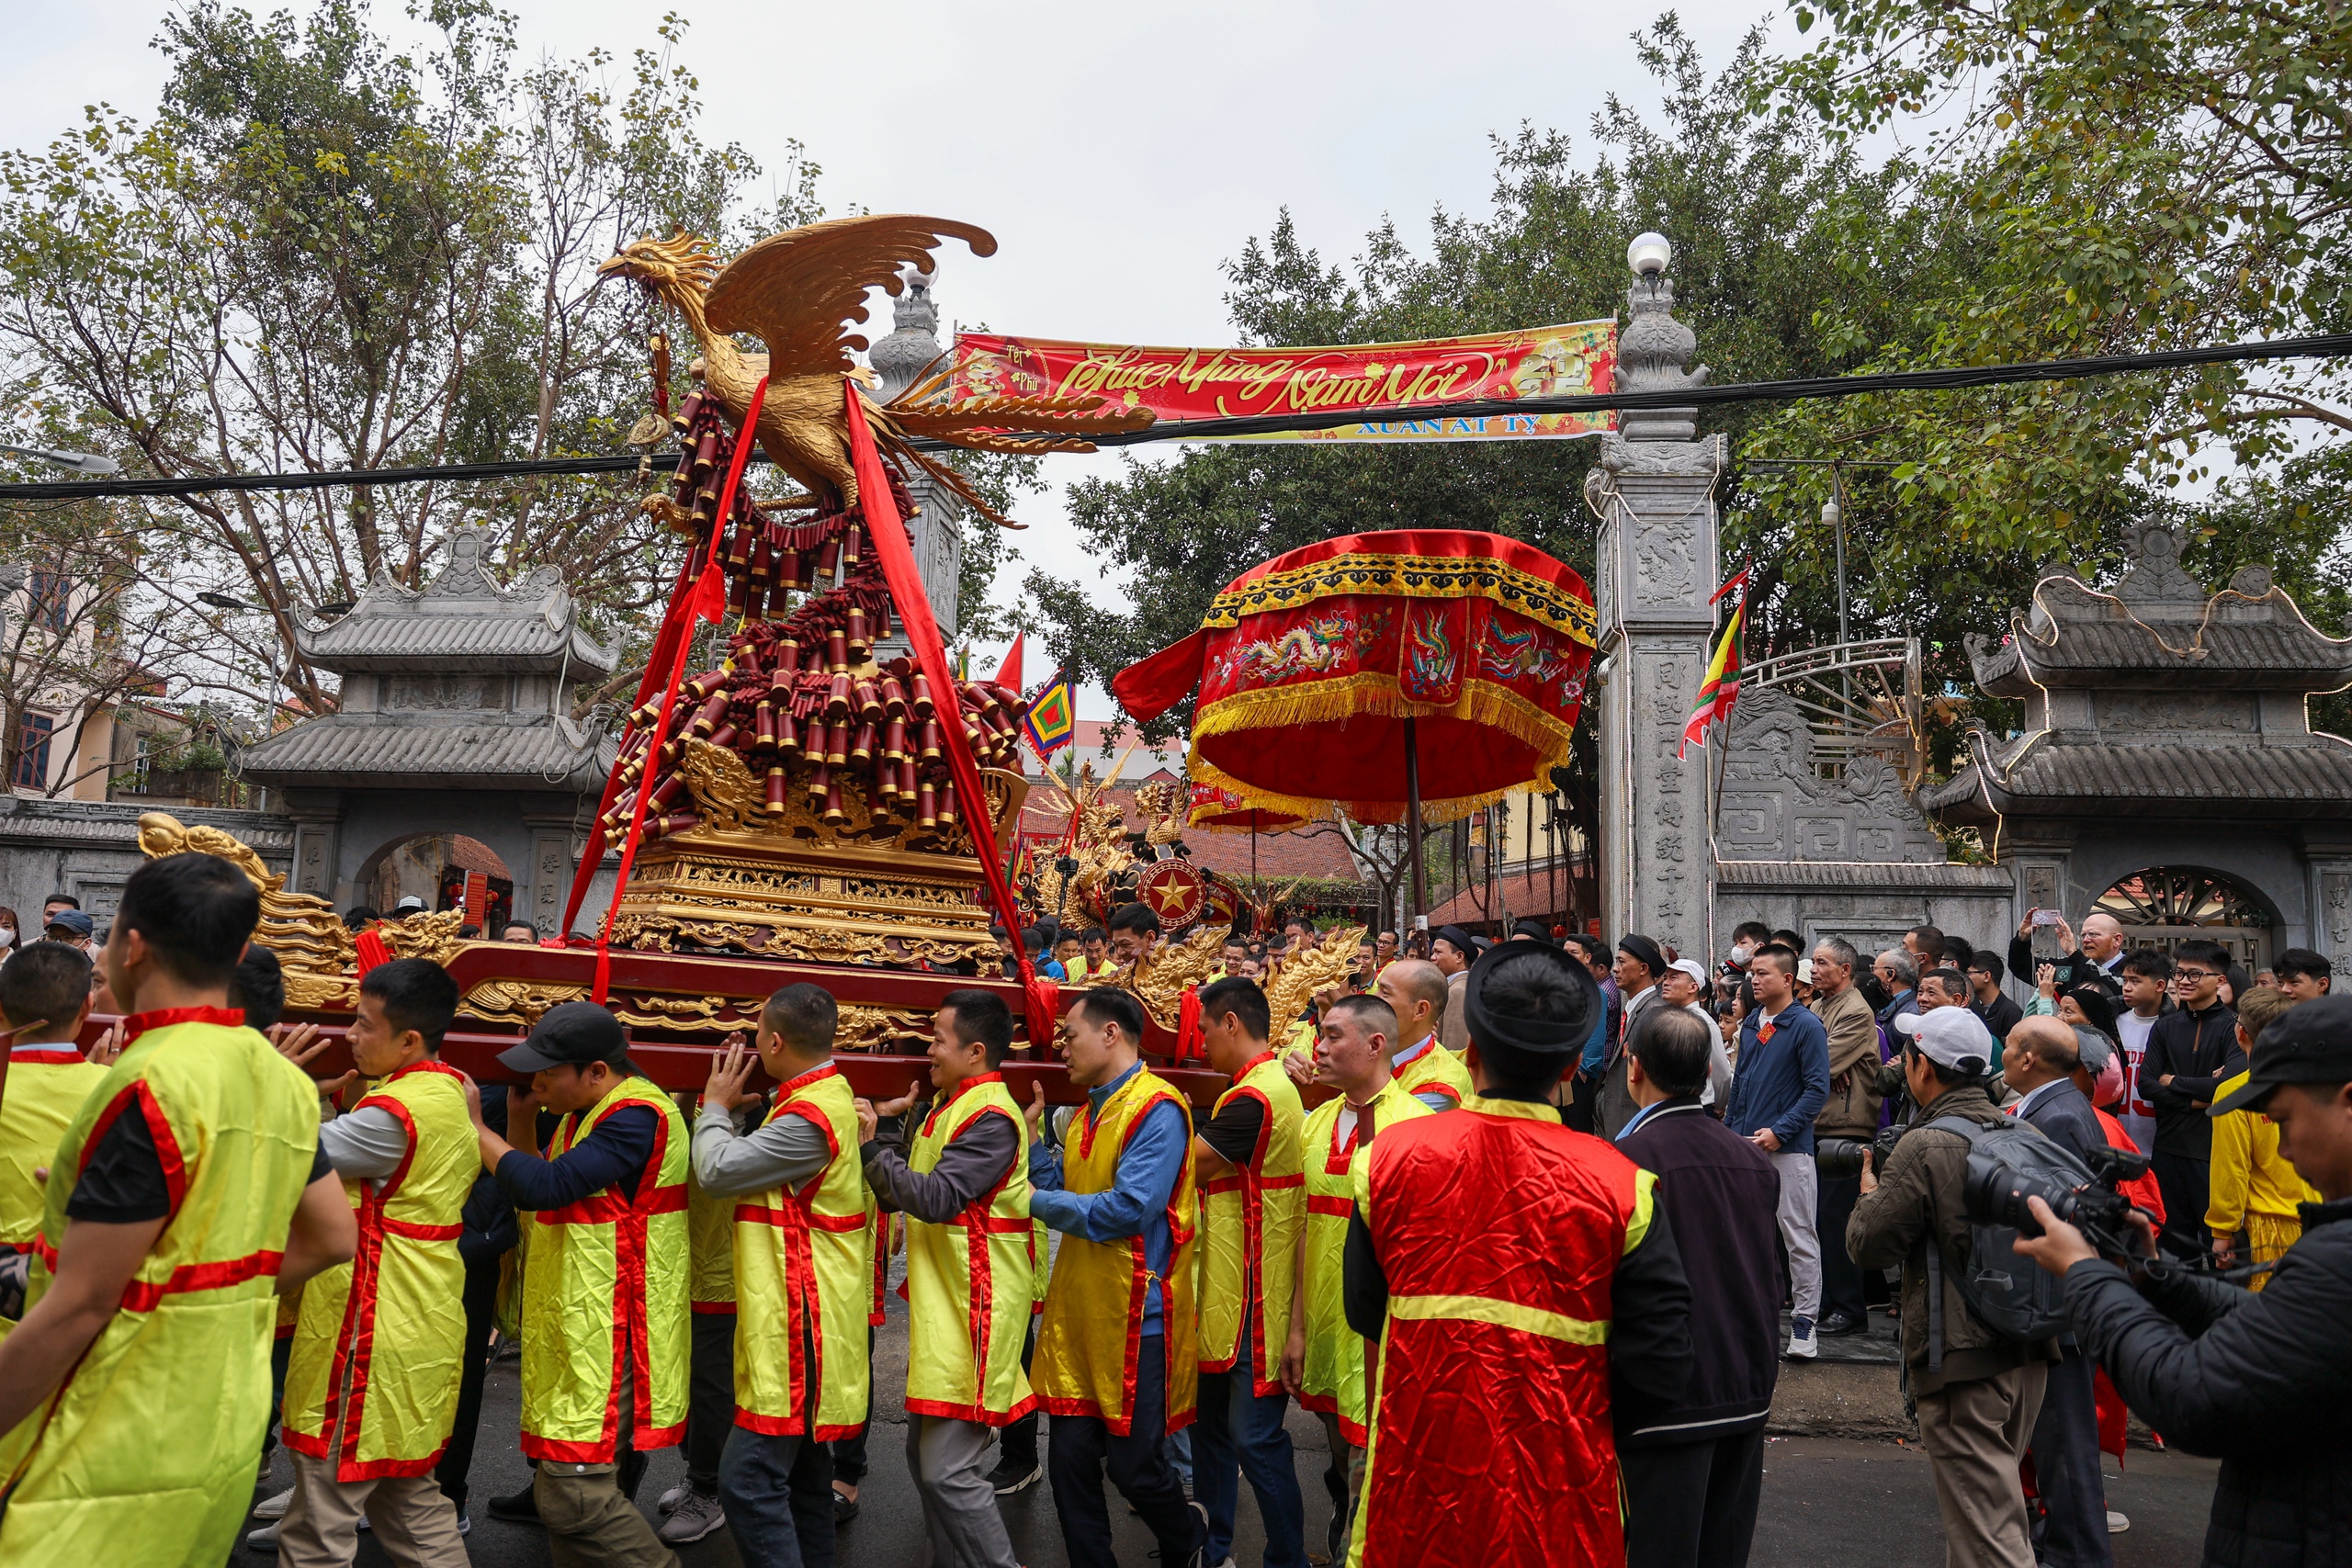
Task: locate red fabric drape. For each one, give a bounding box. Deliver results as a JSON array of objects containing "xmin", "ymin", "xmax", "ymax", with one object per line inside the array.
[
  {"xmin": 586, "ymin": 378, "xmax": 764, "ymax": 1002},
  {"xmin": 560, "ymin": 510, "xmax": 715, "ymax": 942},
  {"xmin": 843, "ymin": 383, "xmax": 1057, "ymax": 1050}
]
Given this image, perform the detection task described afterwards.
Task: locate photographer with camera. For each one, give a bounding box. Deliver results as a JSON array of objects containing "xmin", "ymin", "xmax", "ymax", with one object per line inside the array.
[
  {"xmin": 1849, "ymin": 1007, "xmax": 2059, "ymax": 1568},
  {"xmin": 2013, "ymin": 992, "xmax": 2352, "ymax": 1568}
]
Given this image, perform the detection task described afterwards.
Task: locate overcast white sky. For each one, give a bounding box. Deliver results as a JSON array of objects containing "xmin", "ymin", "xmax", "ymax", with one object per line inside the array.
[{"xmin": 6, "ymin": 0, "xmax": 1801, "ymax": 693}]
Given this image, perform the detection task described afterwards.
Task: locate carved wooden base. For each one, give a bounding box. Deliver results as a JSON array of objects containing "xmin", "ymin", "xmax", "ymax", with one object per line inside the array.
[{"xmin": 609, "ymin": 827, "xmax": 1004, "ymax": 970}]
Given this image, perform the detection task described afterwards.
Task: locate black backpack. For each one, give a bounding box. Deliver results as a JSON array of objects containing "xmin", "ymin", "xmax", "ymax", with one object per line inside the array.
[{"xmin": 1917, "ymin": 1112, "xmax": 2092, "ymax": 1369}]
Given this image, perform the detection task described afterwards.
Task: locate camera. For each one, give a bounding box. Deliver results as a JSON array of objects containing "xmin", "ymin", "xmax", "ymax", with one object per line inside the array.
[
  {"xmin": 1815, "ymin": 1122, "xmax": 1911, "ymax": 1179},
  {"xmin": 1962, "ymin": 1144, "xmax": 2151, "ymax": 1258}
]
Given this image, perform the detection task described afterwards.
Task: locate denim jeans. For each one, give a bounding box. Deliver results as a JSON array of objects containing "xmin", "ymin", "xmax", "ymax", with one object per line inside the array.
[
  {"xmin": 1193, "ymin": 1337, "xmax": 1306, "ymax": 1568},
  {"xmin": 718, "ymin": 1426, "xmax": 836, "ymax": 1568},
  {"xmin": 1046, "ymin": 1334, "xmax": 1203, "ymax": 1568}
]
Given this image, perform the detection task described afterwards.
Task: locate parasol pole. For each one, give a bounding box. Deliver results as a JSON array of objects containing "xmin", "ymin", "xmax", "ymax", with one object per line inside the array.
[{"xmin": 1404, "ymin": 715, "xmax": 1428, "ymax": 929}]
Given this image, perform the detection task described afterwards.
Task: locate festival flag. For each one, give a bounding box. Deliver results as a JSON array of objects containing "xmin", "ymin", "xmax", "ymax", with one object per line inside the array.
[
  {"xmin": 1023, "ymin": 669, "xmax": 1075, "ymax": 758},
  {"xmin": 1679, "ymin": 569, "xmax": 1750, "ymax": 758},
  {"xmin": 992, "ymin": 633, "xmax": 1024, "ymax": 690}
]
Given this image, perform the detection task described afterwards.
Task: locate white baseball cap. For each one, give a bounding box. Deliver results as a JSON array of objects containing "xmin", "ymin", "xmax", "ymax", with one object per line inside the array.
[
  {"xmin": 1666, "ymin": 957, "xmax": 1710, "ymax": 987},
  {"xmin": 1893, "ymin": 1007, "xmax": 1995, "ymax": 1075}
]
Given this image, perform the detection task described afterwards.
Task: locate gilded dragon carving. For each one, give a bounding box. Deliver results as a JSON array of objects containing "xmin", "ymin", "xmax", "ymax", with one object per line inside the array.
[
  {"xmin": 1262, "ymin": 925, "xmax": 1369, "ymax": 1034},
  {"xmin": 137, "ymin": 811, "xmax": 359, "ymax": 1007}
]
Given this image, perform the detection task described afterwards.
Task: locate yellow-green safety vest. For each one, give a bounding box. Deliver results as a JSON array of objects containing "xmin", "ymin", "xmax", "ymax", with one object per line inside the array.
[
  {"xmin": 0, "ymin": 1047, "xmax": 107, "ymax": 1250},
  {"xmin": 281, "ymin": 1060, "xmax": 474, "ymax": 1478},
  {"xmin": 1392, "ymin": 1035, "xmax": 1472, "ymax": 1109},
  {"xmin": 1197, "ymin": 1051, "xmax": 1306, "ymax": 1396},
  {"xmin": 0, "ymin": 1008, "xmax": 319, "ymax": 1568},
  {"xmin": 732, "ymin": 1061, "xmax": 871, "ymax": 1438},
  {"xmin": 901, "ymin": 1073, "xmax": 1035, "ymax": 1425},
  {"xmin": 518, "ymin": 1077, "xmax": 691, "ymax": 1462},
  {"xmin": 1032, "ymin": 1066, "xmax": 1199, "ymax": 1436},
  {"xmin": 1297, "ymin": 1077, "xmax": 1431, "ymax": 1443}
]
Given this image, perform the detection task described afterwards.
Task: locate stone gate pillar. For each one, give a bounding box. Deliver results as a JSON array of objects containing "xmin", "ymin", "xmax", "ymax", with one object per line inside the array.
[{"xmin": 1588, "ymin": 248, "xmax": 1724, "ymax": 956}]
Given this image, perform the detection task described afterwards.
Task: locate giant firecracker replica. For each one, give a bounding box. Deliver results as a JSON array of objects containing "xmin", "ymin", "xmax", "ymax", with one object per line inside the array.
[{"xmin": 134, "ymin": 217, "xmax": 1365, "ymax": 1099}]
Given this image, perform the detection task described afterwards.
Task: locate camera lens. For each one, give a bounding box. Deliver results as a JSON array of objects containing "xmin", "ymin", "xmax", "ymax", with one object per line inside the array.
[
  {"xmin": 1962, "ymin": 1152, "xmax": 2077, "ymax": 1236},
  {"xmin": 1815, "ymin": 1137, "xmax": 1868, "ymax": 1179}
]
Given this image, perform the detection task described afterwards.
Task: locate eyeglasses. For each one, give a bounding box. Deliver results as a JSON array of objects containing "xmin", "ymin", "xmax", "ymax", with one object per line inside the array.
[{"xmin": 2173, "ymin": 968, "xmax": 2217, "ymax": 982}]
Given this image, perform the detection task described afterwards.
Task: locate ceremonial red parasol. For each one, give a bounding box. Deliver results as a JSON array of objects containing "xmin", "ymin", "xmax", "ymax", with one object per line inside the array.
[
  {"xmin": 1114, "ymin": 529, "xmax": 1595, "ymax": 919},
  {"xmin": 1184, "ymin": 781, "xmax": 1307, "ymax": 834}
]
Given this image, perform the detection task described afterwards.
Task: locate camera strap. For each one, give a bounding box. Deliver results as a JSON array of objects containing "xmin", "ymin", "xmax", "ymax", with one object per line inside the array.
[{"xmin": 1924, "ymin": 1242, "xmax": 1946, "ymax": 1375}]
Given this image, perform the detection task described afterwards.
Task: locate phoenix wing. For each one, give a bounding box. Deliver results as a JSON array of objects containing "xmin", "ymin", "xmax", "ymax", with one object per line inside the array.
[{"xmin": 705, "ymin": 215, "xmax": 1001, "ymax": 378}]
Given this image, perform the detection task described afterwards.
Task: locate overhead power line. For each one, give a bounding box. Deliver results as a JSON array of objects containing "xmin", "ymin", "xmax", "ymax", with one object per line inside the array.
[{"xmin": 5, "ymin": 330, "xmax": 2349, "ymax": 502}]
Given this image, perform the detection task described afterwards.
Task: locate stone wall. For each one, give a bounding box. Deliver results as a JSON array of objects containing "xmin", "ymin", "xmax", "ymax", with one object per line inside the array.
[{"xmin": 0, "ymin": 797, "xmax": 294, "ymax": 931}]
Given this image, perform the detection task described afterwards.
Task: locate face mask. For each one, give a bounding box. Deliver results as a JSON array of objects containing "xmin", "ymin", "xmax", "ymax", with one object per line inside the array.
[
  {"xmin": 0, "ymin": 927, "xmax": 12, "ymax": 946},
  {"xmin": 1730, "ymin": 942, "xmax": 1756, "ymax": 966}
]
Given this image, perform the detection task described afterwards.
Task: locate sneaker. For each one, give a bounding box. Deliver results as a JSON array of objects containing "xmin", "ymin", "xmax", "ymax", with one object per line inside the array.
[
  {"xmin": 658, "ymin": 1489, "xmax": 727, "ymax": 1545},
  {"xmin": 989, "ymin": 1458, "xmax": 1043, "ymax": 1495},
  {"xmin": 486, "ymin": 1483, "xmax": 541, "ymax": 1525},
  {"xmin": 2108, "ymin": 1510, "xmax": 2131, "ymax": 1534},
  {"xmin": 1785, "ymin": 1316, "xmax": 1819, "ymax": 1360},
  {"xmin": 246, "ymin": 1519, "xmax": 282, "ymax": 1552},
  {"xmin": 657, "ymin": 1482, "xmax": 691, "ymax": 1515},
  {"xmin": 455, "ymin": 1510, "xmax": 471, "ymax": 1537},
  {"xmin": 253, "ymin": 1487, "xmax": 294, "ymax": 1522}
]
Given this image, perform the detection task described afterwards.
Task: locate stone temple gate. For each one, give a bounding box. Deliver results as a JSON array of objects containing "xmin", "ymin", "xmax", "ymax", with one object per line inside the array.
[{"xmin": 235, "ymin": 525, "xmax": 619, "ymax": 932}]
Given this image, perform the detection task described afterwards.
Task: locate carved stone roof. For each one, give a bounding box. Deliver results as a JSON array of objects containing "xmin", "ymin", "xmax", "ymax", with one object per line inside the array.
[
  {"xmin": 1918, "ymin": 731, "xmax": 2352, "ymax": 824},
  {"xmin": 1964, "ymin": 525, "xmax": 2352, "ymax": 696},
  {"xmin": 294, "ymin": 525, "xmax": 618, "ymax": 677},
  {"xmin": 1714, "ymin": 859, "xmax": 2012, "ymax": 891},
  {"xmin": 237, "ymin": 715, "xmax": 616, "ymax": 792}
]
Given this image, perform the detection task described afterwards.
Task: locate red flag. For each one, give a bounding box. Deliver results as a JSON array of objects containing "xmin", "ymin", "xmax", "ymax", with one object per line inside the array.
[
  {"xmin": 992, "ymin": 632, "xmax": 1024, "ymax": 691},
  {"xmin": 354, "ymin": 928, "xmax": 392, "ymax": 978}
]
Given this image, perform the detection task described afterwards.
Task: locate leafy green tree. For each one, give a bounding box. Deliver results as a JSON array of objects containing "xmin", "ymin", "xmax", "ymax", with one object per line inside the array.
[
  {"xmin": 0, "ymin": 1, "xmax": 808, "ymax": 716},
  {"xmin": 1021, "ymin": 18, "xmax": 1975, "ymax": 841}
]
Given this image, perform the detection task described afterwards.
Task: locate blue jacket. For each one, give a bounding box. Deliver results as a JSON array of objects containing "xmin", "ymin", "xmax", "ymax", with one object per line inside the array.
[{"xmin": 1724, "ymin": 1002, "xmax": 1831, "ymax": 1155}]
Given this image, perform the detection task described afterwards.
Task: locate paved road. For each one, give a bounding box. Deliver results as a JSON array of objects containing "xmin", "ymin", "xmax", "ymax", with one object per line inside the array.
[{"xmin": 248, "ymin": 1284, "xmax": 2220, "ymax": 1568}]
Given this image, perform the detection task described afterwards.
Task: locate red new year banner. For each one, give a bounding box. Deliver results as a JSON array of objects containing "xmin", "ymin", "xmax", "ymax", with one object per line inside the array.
[{"xmin": 949, "ymin": 321, "xmax": 1616, "ymax": 443}]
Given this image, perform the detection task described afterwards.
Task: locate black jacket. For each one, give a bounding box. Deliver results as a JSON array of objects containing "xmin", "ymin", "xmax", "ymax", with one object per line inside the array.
[
  {"xmin": 1614, "ymin": 1099, "xmax": 1782, "ymax": 1445},
  {"xmin": 2007, "ymin": 936, "xmax": 2125, "ymax": 998},
  {"xmin": 2145, "ymin": 1001, "xmax": 2244, "ymax": 1160},
  {"xmin": 2064, "ymin": 1197, "xmax": 2352, "ymax": 1568}
]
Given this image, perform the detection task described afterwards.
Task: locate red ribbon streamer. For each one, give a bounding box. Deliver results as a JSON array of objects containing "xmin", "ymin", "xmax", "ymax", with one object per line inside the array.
[
  {"xmin": 843, "ymin": 383, "xmax": 1059, "ymax": 1051},
  {"xmin": 560, "ymin": 528, "xmax": 706, "ymax": 942},
  {"xmin": 588, "ymin": 377, "xmax": 766, "ymax": 1003}
]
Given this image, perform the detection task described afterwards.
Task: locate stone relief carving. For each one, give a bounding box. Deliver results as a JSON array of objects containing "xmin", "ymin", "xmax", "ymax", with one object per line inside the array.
[
  {"xmin": 2112, "ymin": 519, "xmax": 2205, "ymax": 605},
  {"xmin": 1714, "ymin": 688, "xmax": 1945, "ymax": 863},
  {"xmin": 388, "ymin": 674, "xmax": 501, "ymax": 711},
  {"xmin": 2324, "ymin": 872, "xmax": 2352, "ymax": 965},
  {"xmin": 2097, "ymin": 693, "xmax": 2256, "ymax": 734},
  {"xmin": 1632, "ymin": 522, "xmax": 1698, "ymax": 603}
]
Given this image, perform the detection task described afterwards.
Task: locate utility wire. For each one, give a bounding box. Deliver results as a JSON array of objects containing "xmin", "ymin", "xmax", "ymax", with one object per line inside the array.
[{"xmin": 5, "ymin": 330, "xmax": 2349, "ymax": 501}]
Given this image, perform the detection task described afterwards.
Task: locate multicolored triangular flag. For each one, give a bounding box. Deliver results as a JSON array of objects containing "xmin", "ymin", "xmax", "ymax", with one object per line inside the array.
[
  {"xmin": 1679, "ymin": 569, "xmax": 1749, "ymax": 758},
  {"xmin": 1023, "ymin": 668, "xmax": 1075, "ymax": 758}
]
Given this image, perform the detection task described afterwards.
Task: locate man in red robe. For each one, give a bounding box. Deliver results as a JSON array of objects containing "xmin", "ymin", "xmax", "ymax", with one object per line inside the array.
[{"xmin": 1342, "ymin": 938, "xmax": 1693, "ymax": 1567}]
